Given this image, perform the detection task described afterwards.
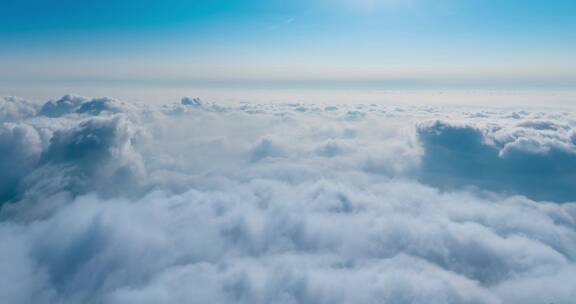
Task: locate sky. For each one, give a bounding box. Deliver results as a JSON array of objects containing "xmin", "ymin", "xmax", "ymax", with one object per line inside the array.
[{"xmin": 1, "ymin": 0, "xmax": 576, "ymax": 89}]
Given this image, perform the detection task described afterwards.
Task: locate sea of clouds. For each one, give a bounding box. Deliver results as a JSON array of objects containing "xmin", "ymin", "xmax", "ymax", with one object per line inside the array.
[{"xmin": 1, "ymin": 94, "xmax": 576, "ymax": 304}]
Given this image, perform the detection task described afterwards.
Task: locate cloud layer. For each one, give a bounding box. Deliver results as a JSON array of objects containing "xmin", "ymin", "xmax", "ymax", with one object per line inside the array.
[{"xmin": 1, "ymin": 95, "xmax": 576, "ymax": 304}]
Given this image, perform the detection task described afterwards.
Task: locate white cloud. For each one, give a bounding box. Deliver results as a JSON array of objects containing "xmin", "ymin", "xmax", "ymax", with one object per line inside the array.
[
  {"xmin": 417, "ymin": 117, "xmax": 576, "ymax": 201},
  {"xmin": 0, "ymin": 95, "xmax": 576, "ymax": 303}
]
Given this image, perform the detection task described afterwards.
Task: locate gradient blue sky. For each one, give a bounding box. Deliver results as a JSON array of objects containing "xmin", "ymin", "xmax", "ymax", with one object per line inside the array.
[{"xmin": 1, "ymin": 0, "xmax": 575, "ymax": 88}]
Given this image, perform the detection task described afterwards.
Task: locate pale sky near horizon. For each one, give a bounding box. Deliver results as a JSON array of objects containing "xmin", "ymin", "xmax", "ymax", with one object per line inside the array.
[{"xmin": 1, "ymin": 0, "xmax": 575, "ymax": 89}]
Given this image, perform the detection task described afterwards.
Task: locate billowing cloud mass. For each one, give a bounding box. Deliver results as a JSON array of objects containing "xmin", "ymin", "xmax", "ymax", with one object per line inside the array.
[{"xmin": 1, "ymin": 95, "xmax": 576, "ymax": 304}]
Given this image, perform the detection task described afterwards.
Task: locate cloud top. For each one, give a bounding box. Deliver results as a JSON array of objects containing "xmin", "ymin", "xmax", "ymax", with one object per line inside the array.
[{"xmin": 1, "ymin": 95, "xmax": 575, "ymax": 303}]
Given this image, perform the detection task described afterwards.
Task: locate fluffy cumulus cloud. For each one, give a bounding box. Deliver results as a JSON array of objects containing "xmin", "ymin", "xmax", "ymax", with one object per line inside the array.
[
  {"xmin": 1, "ymin": 95, "xmax": 576, "ymax": 304},
  {"xmin": 418, "ymin": 117, "xmax": 576, "ymax": 202}
]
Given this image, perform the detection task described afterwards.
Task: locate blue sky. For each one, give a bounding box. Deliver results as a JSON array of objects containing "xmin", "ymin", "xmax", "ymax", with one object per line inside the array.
[{"xmin": 1, "ymin": 0, "xmax": 575, "ymax": 88}]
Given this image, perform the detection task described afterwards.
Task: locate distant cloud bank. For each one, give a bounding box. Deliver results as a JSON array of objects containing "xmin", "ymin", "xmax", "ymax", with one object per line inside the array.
[{"xmin": 1, "ymin": 94, "xmax": 576, "ymax": 303}]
